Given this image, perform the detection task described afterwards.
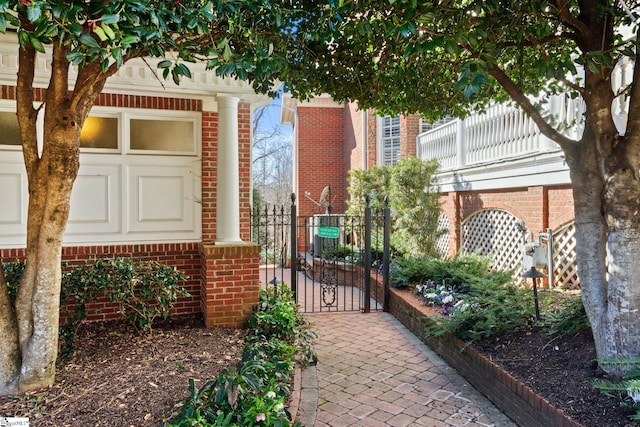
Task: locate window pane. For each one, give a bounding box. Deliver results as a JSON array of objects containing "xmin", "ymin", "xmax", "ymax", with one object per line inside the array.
[
  {"xmin": 0, "ymin": 111, "xmax": 20, "ymax": 146},
  {"xmin": 381, "ymin": 115, "xmax": 400, "ymax": 166},
  {"xmin": 80, "ymin": 116, "xmax": 118, "ymax": 149},
  {"xmin": 130, "ymin": 119, "xmax": 194, "ymax": 152}
]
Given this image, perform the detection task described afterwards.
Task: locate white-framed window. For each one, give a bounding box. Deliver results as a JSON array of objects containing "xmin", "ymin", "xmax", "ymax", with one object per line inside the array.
[
  {"xmin": 0, "ymin": 101, "xmax": 202, "ymax": 247},
  {"xmin": 1, "ymin": 105, "xmax": 201, "ymax": 157},
  {"xmin": 378, "ymin": 115, "xmax": 401, "ymax": 166}
]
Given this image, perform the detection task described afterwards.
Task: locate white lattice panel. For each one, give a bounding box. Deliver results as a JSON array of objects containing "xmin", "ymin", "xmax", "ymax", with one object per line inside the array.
[
  {"xmin": 461, "ymin": 209, "xmax": 523, "ymax": 273},
  {"xmin": 435, "ymin": 212, "xmax": 450, "ymax": 258},
  {"xmin": 552, "ymin": 222, "xmax": 579, "ymax": 289}
]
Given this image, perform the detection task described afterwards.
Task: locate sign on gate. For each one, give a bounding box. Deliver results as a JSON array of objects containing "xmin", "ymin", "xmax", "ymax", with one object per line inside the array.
[{"xmin": 318, "ymin": 226, "xmax": 340, "ymax": 239}]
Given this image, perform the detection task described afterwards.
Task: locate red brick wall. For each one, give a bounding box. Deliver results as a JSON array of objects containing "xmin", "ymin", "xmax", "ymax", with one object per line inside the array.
[
  {"xmin": 547, "ymin": 185, "xmax": 574, "ymax": 229},
  {"xmin": 200, "ymin": 243, "xmax": 260, "ymax": 328},
  {"xmin": 296, "ymin": 106, "xmax": 347, "ymax": 216},
  {"xmin": 366, "ymin": 112, "xmax": 378, "ymax": 170},
  {"xmin": 400, "ymin": 114, "xmax": 419, "ymax": 158},
  {"xmin": 202, "ymin": 111, "xmax": 218, "ymax": 243},
  {"xmin": 0, "ymin": 244, "xmax": 201, "ymax": 322}
]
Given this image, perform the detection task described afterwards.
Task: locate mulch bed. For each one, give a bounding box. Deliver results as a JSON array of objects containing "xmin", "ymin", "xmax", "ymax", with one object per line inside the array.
[
  {"xmin": 0, "ymin": 314, "xmax": 245, "ymax": 427},
  {"xmin": 474, "ymin": 324, "xmax": 636, "ymax": 427}
]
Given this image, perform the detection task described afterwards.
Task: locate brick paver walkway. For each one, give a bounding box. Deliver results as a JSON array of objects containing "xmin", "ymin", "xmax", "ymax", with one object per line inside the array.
[{"xmin": 296, "ymin": 312, "xmax": 516, "ymax": 427}]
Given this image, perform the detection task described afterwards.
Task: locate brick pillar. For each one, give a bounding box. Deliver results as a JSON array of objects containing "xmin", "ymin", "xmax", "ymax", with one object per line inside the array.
[{"xmin": 200, "ymin": 243, "xmax": 261, "ymax": 328}]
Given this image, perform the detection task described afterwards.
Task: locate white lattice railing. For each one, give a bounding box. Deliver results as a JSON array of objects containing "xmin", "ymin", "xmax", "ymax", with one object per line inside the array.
[
  {"xmin": 460, "ymin": 209, "xmax": 523, "ymax": 274},
  {"xmin": 434, "ymin": 212, "xmax": 450, "ymax": 258},
  {"xmin": 552, "ymin": 222, "xmax": 579, "ymax": 289},
  {"xmin": 459, "ymin": 210, "xmax": 580, "ymax": 289}
]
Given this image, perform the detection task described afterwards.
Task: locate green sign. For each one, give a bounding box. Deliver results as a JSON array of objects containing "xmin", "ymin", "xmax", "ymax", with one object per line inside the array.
[{"xmin": 318, "ymin": 226, "xmax": 340, "ymax": 239}]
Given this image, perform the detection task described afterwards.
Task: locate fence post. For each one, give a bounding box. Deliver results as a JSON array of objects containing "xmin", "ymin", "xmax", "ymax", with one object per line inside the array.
[
  {"xmin": 290, "ymin": 193, "xmax": 297, "ymax": 300},
  {"xmin": 383, "ymin": 196, "xmax": 391, "ymax": 312},
  {"xmin": 364, "ymin": 196, "xmax": 372, "ymax": 313}
]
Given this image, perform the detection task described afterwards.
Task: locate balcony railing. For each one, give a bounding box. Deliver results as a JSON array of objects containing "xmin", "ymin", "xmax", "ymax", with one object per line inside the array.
[
  {"xmin": 418, "ymin": 56, "xmax": 637, "ymax": 171},
  {"xmin": 417, "ymin": 96, "xmax": 588, "ymax": 170}
]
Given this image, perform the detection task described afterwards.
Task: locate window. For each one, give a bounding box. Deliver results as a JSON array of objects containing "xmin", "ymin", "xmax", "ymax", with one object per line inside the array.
[
  {"xmin": 130, "ymin": 118, "xmax": 195, "ymax": 152},
  {"xmin": 0, "ymin": 111, "xmax": 20, "ymax": 146},
  {"xmin": 379, "ymin": 115, "xmax": 400, "ymax": 166},
  {"xmin": 80, "ymin": 116, "xmax": 119, "ymax": 149},
  {"xmin": 1, "ymin": 105, "xmax": 200, "ymax": 156}
]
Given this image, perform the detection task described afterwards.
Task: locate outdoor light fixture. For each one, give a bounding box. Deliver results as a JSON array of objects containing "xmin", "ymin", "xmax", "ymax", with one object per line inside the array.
[
  {"xmin": 522, "ymin": 266, "xmax": 547, "ymax": 321},
  {"xmin": 268, "ymin": 277, "xmax": 282, "ymax": 285}
]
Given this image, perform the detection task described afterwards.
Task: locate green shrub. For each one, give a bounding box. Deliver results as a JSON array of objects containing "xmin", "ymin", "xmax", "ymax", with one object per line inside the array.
[
  {"xmin": 390, "ymin": 254, "xmax": 513, "ymax": 290},
  {"xmin": 3, "ymin": 257, "xmax": 190, "ymax": 357},
  {"xmin": 321, "ymin": 244, "xmax": 362, "ymax": 264},
  {"xmin": 537, "ymin": 291, "xmax": 590, "ymax": 334},
  {"xmin": 593, "ymin": 358, "xmax": 640, "ymax": 421},
  {"xmin": 346, "ymin": 157, "xmax": 442, "ymax": 258},
  {"xmin": 392, "ymin": 254, "xmax": 532, "ymax": 343},
  {"xmin": 2, "ymin": 260, "xmax": 25, "ymax": 304},
  {"xmin": 166, "ymin": 286, "xmax": 314, "ymax": 427},
  {"xmin": 424, "ymin": 278, "xmax": 533, "ymax": 342}
]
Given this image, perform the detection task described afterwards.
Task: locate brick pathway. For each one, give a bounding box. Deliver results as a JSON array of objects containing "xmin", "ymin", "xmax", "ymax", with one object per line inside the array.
[{"xmin": 296, "ymin": 312, "xmax": 516, "ymax": 427}]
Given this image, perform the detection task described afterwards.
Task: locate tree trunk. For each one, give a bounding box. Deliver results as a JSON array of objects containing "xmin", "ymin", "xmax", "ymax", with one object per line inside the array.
[
  {"xmin": 0, "ymin": 36, "xmax": 111, "ymax": 394},
  {"xmin": 4, "ymin": 118, "xmax": 81, "ymax": 394},
  {"xmin": 568, "ymin": 110, "xmax": 640, "ymax": 376},
  {"xmin": 0, "ymin": 264, "xmax": 20, "ymax": 395}
]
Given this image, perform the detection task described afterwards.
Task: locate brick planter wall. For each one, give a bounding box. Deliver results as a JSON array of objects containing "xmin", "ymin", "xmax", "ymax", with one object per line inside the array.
[
  {"xmin": 385, "ymin": 285, "xmax": 584, "ymax": 427},
  {"xmin": 200, "ymin": 243, "xmax": 261, "ymax": 328}
]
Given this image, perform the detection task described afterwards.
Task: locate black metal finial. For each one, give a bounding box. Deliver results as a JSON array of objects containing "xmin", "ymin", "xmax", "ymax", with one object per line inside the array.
[
  {"xmin": 291, "ymin": 193, "xmax": 296, "ymax": 203},
  {"xmin": 384, "ymin": 195, "xmax": 390, "ymax": 207},
  {"xmin": 365, "ymin": 194, "xmax": 371, "ymax": 207}
]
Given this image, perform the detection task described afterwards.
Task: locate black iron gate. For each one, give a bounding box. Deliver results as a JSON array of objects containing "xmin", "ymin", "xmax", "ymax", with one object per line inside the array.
[{"xmin": 252, "ymin": 194, "xmax": 391, "ymax": 313}]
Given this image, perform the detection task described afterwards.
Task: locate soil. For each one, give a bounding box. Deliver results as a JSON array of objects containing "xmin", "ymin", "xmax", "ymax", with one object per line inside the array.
[
  {"xmin": 0, "ymin": 314, "xmax": 246, "ymax": 427},
  {"xmin": 0, "ymin": 312, "xmax": 636, "ymax": 427},
  {"xmin": 475, "ymin": 326, "xmax": 636, "ymax": 427}
]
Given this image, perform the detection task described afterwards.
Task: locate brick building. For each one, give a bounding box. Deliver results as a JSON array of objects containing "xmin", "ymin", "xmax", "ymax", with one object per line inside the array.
[
  {"xmin": 0, "ymin": 33, "xmax": 268, "ymax": 327},
  {"xmin": 283, "ymin": 94, "xmax": 578, "ymax": 285},
  {"xmin": 281, "ymin": 94, "xmax": 422, "ymax": 217}
]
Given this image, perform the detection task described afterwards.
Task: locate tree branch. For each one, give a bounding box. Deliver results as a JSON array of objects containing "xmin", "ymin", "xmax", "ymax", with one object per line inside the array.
[
  {"xmin": 16, "ymin": 42, "xmax": 38, "ymax": 172},
  {"xmin": 624, "ymin": 30, "xmax": 640, "ymax": 137},
  {"xmin": 553, "ymin": 0, "xmax": 592, "ymax": 38},
  {"xmin": 488, "ymin": 66, "xmax": 577, "ymax": 151}
]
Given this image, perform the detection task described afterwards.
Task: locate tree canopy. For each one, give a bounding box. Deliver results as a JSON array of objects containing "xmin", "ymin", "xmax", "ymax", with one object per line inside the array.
[{"xmin": 284, "ymin": 0, "xmax": 636, "ymax": 123}]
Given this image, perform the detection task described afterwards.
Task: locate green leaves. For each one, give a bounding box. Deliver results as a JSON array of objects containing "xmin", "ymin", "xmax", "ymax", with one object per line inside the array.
[{"xmin": 1, "ymin": 0, "xmax": 293, "ymax": 93}]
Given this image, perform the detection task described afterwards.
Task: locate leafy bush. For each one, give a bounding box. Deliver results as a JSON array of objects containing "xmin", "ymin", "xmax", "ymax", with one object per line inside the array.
[
  {"xmin": 392, "ymin": 254, "xmax": 532, "ymax": 342},
  {"xmin": 424, "ymin": 277, "xmax": 533, "ymax": 343},
  {"xmin": 390, "ymin": 254, "xmax": 513, "ymax": 291},
  {"xmin": 2, "ymin": 260, "xmax": 25, "ymax": 304},
  {"xmin": 537, "ymin": 291, "xmax": 590, "ymax": 334},
  {"xmin": 3, "ymin": 257, "xmax": 190, "ymax": 356},
  {"xmin": 62, "ymin": 257, "xmax": 190, "ymax": 334},
  {"xmin": 321, "ymin": 244, "xmax": 362, "ymax": 265},
  {"xmin": 346, "ymin": 157, "xmax": 442, "ymax": 257},
  {"xmin": 593, "ymin": 358, "xmax": 640, "ymax": 421},
  {"xmin": 166, "ymin": 286, "xmax": 315, "ymax": 427}
]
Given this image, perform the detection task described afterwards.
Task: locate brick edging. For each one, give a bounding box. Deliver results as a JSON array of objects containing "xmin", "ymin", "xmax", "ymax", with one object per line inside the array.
[{"xmin": 387, "ymin": 286, "xmax": 584, "ymax": 427}]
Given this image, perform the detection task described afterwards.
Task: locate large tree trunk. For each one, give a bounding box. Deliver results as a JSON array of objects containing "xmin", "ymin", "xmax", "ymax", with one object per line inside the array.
[
  {"xmin": 0, "ymin": 40, "xmax": 105, "ymax": 395},
  {"xmin": 567, "ymin": 77, "xmax": 640, "ymax": 375},
  {"xmin": 15, "ymin": 131, "xmax": 79, "ymax": 392}
]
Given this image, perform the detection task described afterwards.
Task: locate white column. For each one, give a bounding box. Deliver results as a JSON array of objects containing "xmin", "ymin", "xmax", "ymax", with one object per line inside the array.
[{"xmin": 216, "ymin": 95, "xmax": 241, "ymax": 243}]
